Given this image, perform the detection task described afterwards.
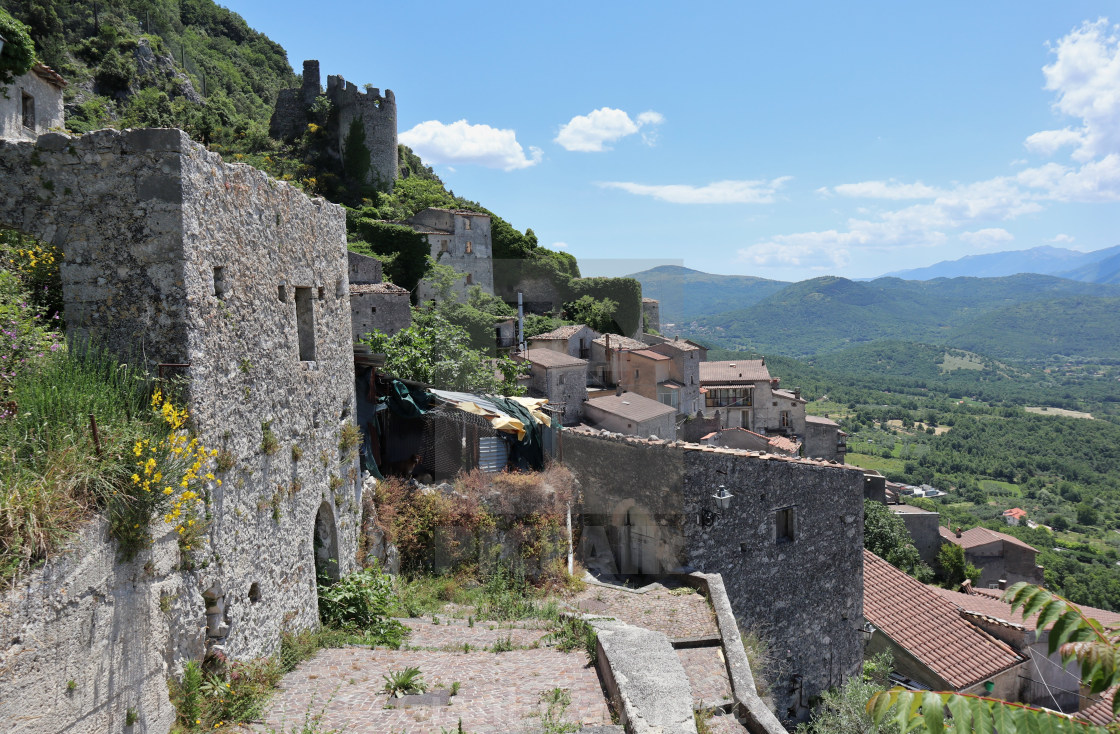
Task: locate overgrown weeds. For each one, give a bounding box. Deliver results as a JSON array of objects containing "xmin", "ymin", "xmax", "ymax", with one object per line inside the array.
[
  {"xmin": 546, "ymin": 616, "xmax": 598, "ymax": 663},
  {"xmin": 317, "ymin": 563, "xmax": 406, "ymax": 647}
]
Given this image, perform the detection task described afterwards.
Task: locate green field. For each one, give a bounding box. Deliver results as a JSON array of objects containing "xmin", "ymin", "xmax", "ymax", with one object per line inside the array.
[{"xmin": 844, "ymin": 452, "xmax": 906, "ymax": 475}]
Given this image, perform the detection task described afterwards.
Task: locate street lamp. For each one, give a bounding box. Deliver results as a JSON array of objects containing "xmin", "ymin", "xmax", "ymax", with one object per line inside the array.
[{"xmin": 701, "ymin": 485, "xmax": 734, "ymax": 526}]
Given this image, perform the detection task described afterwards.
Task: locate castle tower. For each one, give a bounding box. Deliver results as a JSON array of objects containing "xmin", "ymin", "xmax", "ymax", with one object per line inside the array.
[{"xmin": 268, "ymin": 60, "xmax": 398, "ymax": 191}]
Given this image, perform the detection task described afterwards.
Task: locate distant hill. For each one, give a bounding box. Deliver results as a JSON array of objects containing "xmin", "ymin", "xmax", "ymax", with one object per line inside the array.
[
  {"xmin": 685, "ymin": 273, "xmax": 1120, "ymax": 359},
  {"xmin": 947, "ymin": 297, "xmax": 1120, "ymax": 361},
  {"xmin": 628, "ymin": 265, "xmax": 789, "ymax": 323},
  {"xmin": 878, "ymin": 245, "xmax": 1120, "ymax": 281},
  {"xmin": 1056, "ymin": 249, "xmax": 1120, "ymax": 285}
]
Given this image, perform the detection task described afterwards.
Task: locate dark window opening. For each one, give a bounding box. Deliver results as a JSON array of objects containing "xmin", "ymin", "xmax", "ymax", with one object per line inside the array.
[
  {"xmin": 317, "ymin": 286, "xmax": 325, "ymax": 300},
  {"xmin": 21, "ymin": 92, "xmax": 35, "ymax": 131},
  {"xmin": 440, "ymin": 240, "xmax": 449, "ymax": 252},
  {"xmin": 277, "ymin": 285, "xmax": 287, "ymax": 302},
  {"xmin": 248, "ymin": 582, "xmax": 261, "ymax": 603},
  {"xmin": 371, "ymin": 306, "xmax": 377, "ymax": 314},
  {"xmin": 465, "ymin": 273, "xmax": 473, "ymax": 285},
  {"xmin": 776, "ymin": 507, "xmax": 795, "ymax": 544},
  {"xmin": 295, "ymin": 287, "xmax": 316, "ymax": 361},
  {"xmin": 212, "ymin": 266, "xmax": 226, "ymax": 297}
]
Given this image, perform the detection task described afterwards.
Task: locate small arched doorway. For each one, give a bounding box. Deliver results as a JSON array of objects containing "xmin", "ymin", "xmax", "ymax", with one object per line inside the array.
[{"xmin": 313, "ymin": 501, "xmax": 340, "ymax": 584}]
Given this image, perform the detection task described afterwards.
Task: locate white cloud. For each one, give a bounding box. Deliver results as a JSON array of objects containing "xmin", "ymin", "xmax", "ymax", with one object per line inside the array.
[
  {"xmin": 1026, "ymin": 19, "xmax": 1120, "ymax": 162},
  {"xmin": 597, "ymin": 177, "xmax": 791, "ymax": 204},
  {"xmin": 830, "ymin": 180, "xmax": 941, "ymax": 199},
  {"xmin": 1051, "ymin": 233, "xmax": 1075, "ymax": 243},
  {"xmin": 960, "ymin": 228, "xmax": 1015, "ymax": 249},
  {"xmin": 399, "ymin": 119, "xmax": 542, "ymax": 171},
  {"xmin": 738, "ymin": 242, "xmax": 850, "ymax": 270},
  {"xmin": 554, "ymin": 107, "xmax": 664, "ymax": 152},
  {"xmin": 552, "ymin": 241, "xmax": 569, "ymax": 249}
]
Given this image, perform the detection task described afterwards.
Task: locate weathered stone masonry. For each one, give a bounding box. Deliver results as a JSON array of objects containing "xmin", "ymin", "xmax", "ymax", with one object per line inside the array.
[
  {"xmin": 0, "ymin": 128, "xmax": 360, "ymax": 734},
  {"xmin": 565, "ymin": 429, "xmax": 865, "ymax": 724}
]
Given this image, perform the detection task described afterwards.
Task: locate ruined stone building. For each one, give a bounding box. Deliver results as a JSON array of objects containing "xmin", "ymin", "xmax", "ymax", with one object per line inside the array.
[
  {"xmin": 568, "ymin": 428, "xmax": 866, "ymax": 722},
  {"xmin": 0, "ymin": 129, "xmax": 361, "ymax": 733},
  {"xmin": 938, "ymin": 526, "xmax": 1045, "ymax": 589},
  {"xmin": 347, "ymin": 251, "xmax": 410, "ymax": 340},
  {"xmin": 407, "ymin": 207, "xmax": 495, "ymax": 302},
  {"xmin": 270, "ymin": 60, "xmax": 398, "ymax": 189},
  {"xmin": 641, "ymin": 296, "xmax": 660, "ymax": 333},
  {"xmin": 514, "ymin": 348, "xmax": 589, "ymax": 425},
  {"xmin": 0, "ymin": 62, "xmax": 65, "ymax": 140}
]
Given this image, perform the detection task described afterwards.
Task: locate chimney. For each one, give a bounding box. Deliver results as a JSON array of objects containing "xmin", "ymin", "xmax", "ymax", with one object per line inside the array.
[
  {"xmin": 955, "ymin": 527, "xmax": 962, "ymax": 538},
  {"xmin": 616, "ymin": 385, "xmax": 623, "ymax": 397},
  {"xmin": 794, "ymin": 387, "xmax": 802, "ymax": 400},
  {"xmin": 961, "ymin": 579, "xmax": 973, "ymax": 594}
]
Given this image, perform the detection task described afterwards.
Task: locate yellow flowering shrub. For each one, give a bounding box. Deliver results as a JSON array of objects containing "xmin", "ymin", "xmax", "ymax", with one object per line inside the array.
[{"xmin": 113, "ymin": 388, "xmax": 219, "ymax": 558}]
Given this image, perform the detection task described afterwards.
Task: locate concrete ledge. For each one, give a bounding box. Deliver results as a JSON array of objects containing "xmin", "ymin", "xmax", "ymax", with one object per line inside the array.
[
  {"xmin": 685, "ymin": 572, "xmax": 788, "ymax": 734},
  {"xmin": 591, "ymin": 618, "xmax": 697, "ymax": 734}
]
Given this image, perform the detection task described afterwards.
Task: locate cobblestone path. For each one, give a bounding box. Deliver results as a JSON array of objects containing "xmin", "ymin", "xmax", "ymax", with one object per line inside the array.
[
  {"xmin": 677, "ymin": 647, "xmax": 732, "ymax": 708},
  {"xmin": 253, "ymin": 617, "xmax": 611, "ymax": 733}
]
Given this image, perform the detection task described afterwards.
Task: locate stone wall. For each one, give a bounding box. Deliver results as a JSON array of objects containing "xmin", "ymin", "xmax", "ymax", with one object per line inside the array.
[
  {"xmin": 563, "ymin": 429, "xmax": 865, "ymax": 724},
  {"xmin": 411, "ymin": 209, "xmax": 495, "ymax": 301},
  {"xmin": 348, "ymin": 250, "xmax": 384, "ymax": 284},
  {"xmin": 642, "ymin": 298, "xmax": 660, "ymax": 333},
  {"xmin": 350, "ymin": 284, "xmax": 412, "ymax": 339},
  {"xmin": 528, "ymin": 362, "xmax": 588, "ymax": 425},
  {"xmin": 891, "ymin": 506, "xmax": 942, "ymax": 566},
  {"xmin": 0, "ymin": 128, "xmax": 360, "ymax": 733}
]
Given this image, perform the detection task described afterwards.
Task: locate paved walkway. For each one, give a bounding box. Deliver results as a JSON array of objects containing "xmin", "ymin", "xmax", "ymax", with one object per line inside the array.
[
  {"xmin": 566, "ymin": 581, "xmax": 718, "ymax": 641},
  {"xmin": 254, "ymin": 617, "xmax": 611, "ymax": 733},
  {"xmin": 677, "ymin": 647, "xmax": 732, "ymax": 708}
]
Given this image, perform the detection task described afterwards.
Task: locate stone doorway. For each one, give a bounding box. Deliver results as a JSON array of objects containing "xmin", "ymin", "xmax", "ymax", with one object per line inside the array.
[{"xmin": 313, "ymin": 501, "xmax": 340, "ymax": 584}]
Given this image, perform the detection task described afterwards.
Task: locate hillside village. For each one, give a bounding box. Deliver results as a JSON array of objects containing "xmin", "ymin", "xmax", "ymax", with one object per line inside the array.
[{"xmin": 1, "ymin": 11, "xmax": 1118, "ymax": 734}]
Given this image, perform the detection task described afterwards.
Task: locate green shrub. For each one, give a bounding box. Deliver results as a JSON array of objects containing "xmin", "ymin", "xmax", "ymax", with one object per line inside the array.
[{"xmin": 317, "ymin": 564, "xmax": 406, "ymax": 646}]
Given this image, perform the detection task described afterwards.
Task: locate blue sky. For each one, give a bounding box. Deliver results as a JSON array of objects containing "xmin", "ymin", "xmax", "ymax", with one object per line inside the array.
[{"xmin": 225, "ymin": 1, "xmax": 1120, "ymax": 281}]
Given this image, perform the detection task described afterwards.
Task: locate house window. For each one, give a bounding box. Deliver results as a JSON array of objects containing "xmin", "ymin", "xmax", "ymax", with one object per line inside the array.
[
  {"xmin": 704, "ymin": 387, "xmax": 752, "ymax": 408},
  {"xmin": 440, "ymin": 240, "xmax": 449, "ymax": 253},
  {"xmin": 776, "ymin": 507, "xmax": 795, "ymax": 543},
  {"xmin": 634, "ymin": 369, "xmax": 640, "ymax": 380},
  {"xmin": 370, "ymin": 306, "xmax": 377, "ymax": 314},
  {"xmin": 464, "ymin": 218, "xmax": 471, "ymax": 231},
  {"xmin": 21, "ymin": 92, "xmax": 35, "ymax": 131},
  {"xmin": 465, "ymin": 274, "xmax": 473, "ymax": 285},
  {"xmin": 780, "ymin": 411, "xmax": 791, "ymax": 428},
  {"xmin": 466, "ymin": 241, "xmax": 473, "ymax": 254},
  {"xmin": 294, "ymin": 287, "xmax": 316, "ymax": 361},
  {"xmin": 558, "ymin": 374, "xmax": 566, "ymax": 385}
]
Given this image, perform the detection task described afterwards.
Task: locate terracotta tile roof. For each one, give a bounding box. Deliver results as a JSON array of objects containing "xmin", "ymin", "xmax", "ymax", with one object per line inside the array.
[
  {"xmin": 31, "ymin": 63, "xmax": 67, "ymax": 88},
  {"xmin": 530, "ymin": 324, "xmax": 588, "ymax": 340},
  {"xmin": 699, "ymin": 360, "xmax": 771, "ymax": 384},
  {"xmin": 767, "ymin": 435, "xmax": 801, "ymax": 454},
  {"xmin": 1080, "ymin": 688, "xmax": 1118, "ymax": 727},
  {"xmin": 629, "ymin": 349, "xmax": 670, "ymax": 361},
  {"xmin": 863, "ymin": 550, "xmax": 1024, "ymax": 689},
  {"xmin": 350, "ymin": 283, "xmax": 409, "ymax": 295},
  {"xmin": 939, "ymin": 526, "xmax": 1039, "ymax": 553},
  {"xmin": 805, "ymin": 415, "xmax": 838, "ymax": 425},
  {"xmin": 649, "ymin": 339, "xmax": 700, "ymax": 354},
  {"xmin": 593, "ymin": 334, "xmax": 647, "ymax": 350},
  {"xmin": 773, "ymin": 389, "xmax": 806, "ymax": 402},
  {"xmin": 1003, "ymin": 508, "xmax": 1028, "ymax": 519},
  {"xmin": 933, "ymin": 586, "xmax": 1120, "ymax": 628},
  {"xmin": 519, "ymin": 349, "xmax": 587, "ymax": 369},
  {"xmin": 585, "ymin": 392, "xmax": 676, "ymax": 423}
]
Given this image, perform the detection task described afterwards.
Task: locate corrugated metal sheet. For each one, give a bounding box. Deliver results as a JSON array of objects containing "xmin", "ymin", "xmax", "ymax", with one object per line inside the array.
[{"xmin": 478, "ymin": 436, "xmax": 508, "ymax": 473}]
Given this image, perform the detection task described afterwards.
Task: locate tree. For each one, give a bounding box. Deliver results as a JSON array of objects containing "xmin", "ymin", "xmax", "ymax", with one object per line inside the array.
[
  {"xmin": 864, "ymin": 499, "xmax": 935, "ymax": 582},
  {"xmin": 563, "ymin": 294, "xmax": 619, "ymax": 334},
  {"xmin": 868, "ymin": 583, "xmax": 1120, "ymax": 733},
  {"xmin": 796, "ymin": 653, "xmax": 899, "ymax": 734},
  {"xmin": 0, "ymin": 8, "xmax": 36, "ymax": 85},
  {"xmin": 936, "ymin": 542, "xmax": 981, "ymax": 589}
]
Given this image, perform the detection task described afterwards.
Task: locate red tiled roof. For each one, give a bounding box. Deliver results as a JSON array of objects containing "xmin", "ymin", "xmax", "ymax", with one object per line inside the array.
[
  {"xmin": 1003, "ymin": 508, "xmax": 1028, "ymax": 519},
  {"xmin": 933, "ymin": 586, "xmax": 1120, "ymax": 628},
  {"xmin": 939, "ymin": 526, "xmax": 1039, "ymax": 553},
  {"xmin": 649, "ymin": 339, "xmax": 700, "ymax": 354},
  {"xmin": 1081, "ymin": 688, "xmax": 1118, "ymax": 727},
  {"xmin": 863, "ymin": 550, "xmax": 1024, "ymax": 689},
  {"xmin": 585, "ymin": 391, "xmax": 676, "ymax": 423},
  {"xmin": 767, "ymin": 435, "xmax": 801, "ymax": 454},
  {"xmin": 32, "ymin": 63, "xmax": 67, "ymax": 88},
  {"xmin": 519, "ymin": 349, "xmax": 587, "ymax": 369},
  {"xmin": 629, "ymin": 349, "xmax": 670, "ymax": 361},
  {"xmin": 699, "ymin": 360, "xmax": 771, "ymax": 384}
]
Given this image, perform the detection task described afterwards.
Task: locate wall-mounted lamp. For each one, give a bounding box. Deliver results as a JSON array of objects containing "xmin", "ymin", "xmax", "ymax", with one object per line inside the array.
[{"xmin": 701, "ymin": 485, "xmax": 734, "ymax": 526}]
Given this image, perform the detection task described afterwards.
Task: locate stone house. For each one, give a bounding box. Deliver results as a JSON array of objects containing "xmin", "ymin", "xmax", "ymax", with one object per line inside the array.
[
  {"xmin": 0, "ymin": 63, "xmax": 66, "ymax": 141},
  {"xmin": 515, "ymin": 348, "xmax": 588, "ymax": 425},
  {"xmin": 582, "ymin": 391, "xmax": 677, "ymax": 440},
  {"xmin": 590, "ymin": 333, "xmax": 648, "ymax": 385},
  {"xmin": 0, "ymin": 128, "xmax": 360, "ymax": 733},
  {"xmin": 863, "ymin": 550, "xmax": 1029, "ymax": 701},
  {"xmin": 647, "ymin": 339, "xmax": 702, "ymax": 415},
  {"xmin": 699, "ymin": 359, "xmax": 781, "ymax": 430},
  {"xmin": 408, "ymin": 208, "xmax": 494, "ymax": 302},
  {"xmin": 566, "ymin": 428, "xmax": 866, "ymax": 723},
  {"xmin": 888, "ymin": 503, "xmax": 942, "ymax": 566},
  {"xmin": 804, "ymin": 414, "xmax": 845, "ymax": 461},
  {"xmin": 930, "ymin": 585, "xmax": 1120, "ymax": 713},
  {"xmin": 701, "ymin": 427, "xmax": 801, "ymax": 456},
  {"xmin": 347, "ymin": 251, "xmax": 411, "ymax": 340},
  {"xmin": 1002, "ymin": 507, "xmax": 1027, "ymax": 526},
  {"xmin": 528, "ymin": 323, "xmax": 598, "ymax": 360},
  {"xmin": 938, "ymin": 526, "xmax": 1045, "ymax": 589}
]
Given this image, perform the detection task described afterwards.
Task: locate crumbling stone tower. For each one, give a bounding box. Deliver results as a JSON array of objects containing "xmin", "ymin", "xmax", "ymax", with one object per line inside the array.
[{"xmin": 270, "ymin": 60, "xmax": 398, "ymax": 190}]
